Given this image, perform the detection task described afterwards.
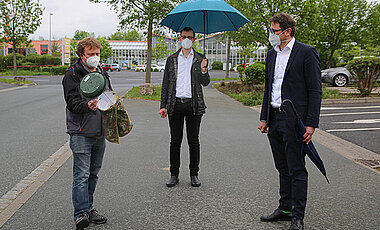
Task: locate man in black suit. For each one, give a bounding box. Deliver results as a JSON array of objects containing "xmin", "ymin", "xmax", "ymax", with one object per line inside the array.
[{"xmin": 258, "ymin": 13, "xmax": 322, "ymax": 230}]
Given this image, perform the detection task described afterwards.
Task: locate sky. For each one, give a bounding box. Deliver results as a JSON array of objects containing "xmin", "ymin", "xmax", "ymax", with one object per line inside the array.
[{"xmin": 30, "ymin": 0, "xmax": 120, "ymax": 40}]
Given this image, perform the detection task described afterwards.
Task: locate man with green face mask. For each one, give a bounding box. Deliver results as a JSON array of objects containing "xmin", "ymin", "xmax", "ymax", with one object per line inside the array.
[{"xmin": 258, "ymin": 13, "xmax": 322, "ymax": 230}]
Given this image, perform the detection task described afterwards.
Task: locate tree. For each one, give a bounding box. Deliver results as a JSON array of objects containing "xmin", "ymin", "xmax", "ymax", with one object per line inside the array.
[
  {"xmin": 97, "ymin": 37, "xmax": 113, "ymax": 63},
  {"xmin": 51, "ymin": 42, "xmax": 61, "ymax": 57},
  {"xmin": 73, "ymin": 30, "xmax": 95, "ymax": 41},
  {"xmin": 227, "ymin": 0, "xmax": 316, "ymax": 48},
  {"xmin": 152, "ymin": 36, "xmax": 169, "ymax": 61},
  {"xmin": 0, "ymin": 0, "xmax": 43, "ymax": 79},
  {"xmin": 90, "ymin": 0, "xmax": 180, "ymax": 83},
  {"xmin": 108, "ymin": 30, "xmax": 141, "ymax": 41},
  {"xmin": 315, "ymin": 0, "xmax": 368, "ymax": 68}
]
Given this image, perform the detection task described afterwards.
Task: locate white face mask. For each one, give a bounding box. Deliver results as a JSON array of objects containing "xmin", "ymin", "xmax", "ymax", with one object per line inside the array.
[
  {"xmin": 268, "ymin": 29, "xmax": 292, "ymax": 47},
  {"xmin": 83, "ymin": 55, "xmax": 100, "ymax": 68},
  {"xmin": 181, "ymin": 38, "xmax": 193, "ymax": 50}
]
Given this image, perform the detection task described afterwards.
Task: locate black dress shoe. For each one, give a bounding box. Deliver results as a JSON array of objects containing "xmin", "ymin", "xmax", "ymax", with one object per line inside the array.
[
  {"xmin": 290, "ymin": 218, "xmax": 303, "ymax": 230},
  {"xmin": 190, "ymin": 176, "xmax": 201, "ymax": 187},
  {"xmin": 260, "ymin": 209, "xmax": 292, "ymax": 221},
  {"xmin": 166, "ymin": 176, "xmax": 179, "ymax": 187}
]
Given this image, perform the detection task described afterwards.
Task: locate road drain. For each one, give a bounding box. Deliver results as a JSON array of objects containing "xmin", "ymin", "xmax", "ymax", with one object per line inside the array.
[{"xmin": 357, "ymin": 159, "xmax": 380, "ymax": 169}]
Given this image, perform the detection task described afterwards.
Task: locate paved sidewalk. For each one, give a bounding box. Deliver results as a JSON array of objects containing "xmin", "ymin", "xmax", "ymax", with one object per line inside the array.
[{"xmin": 1, "ymin": 87, "xmax": 379, "ymax": 229}]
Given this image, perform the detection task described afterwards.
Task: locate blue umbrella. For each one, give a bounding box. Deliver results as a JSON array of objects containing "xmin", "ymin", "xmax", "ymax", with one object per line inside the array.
[
  {"xmin": 281, "ymin": 99, "xmax": 330, "ymax": 184},
  {"xmin": 160, "ymin": 0, "xmax": 250, "ymax": 54}
]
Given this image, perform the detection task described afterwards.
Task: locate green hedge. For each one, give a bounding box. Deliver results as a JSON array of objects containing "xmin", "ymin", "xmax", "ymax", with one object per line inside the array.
[
  {"xmin": 244, "ymin": 63, "xmax": 265, "ymax": 85},
  {"xmin": 0, "ymin": 53, "xmax": 61, "ymax": 69},
  {"xmin": 211, "ymin": 61, "xmax": 223, "ymax": 70}
]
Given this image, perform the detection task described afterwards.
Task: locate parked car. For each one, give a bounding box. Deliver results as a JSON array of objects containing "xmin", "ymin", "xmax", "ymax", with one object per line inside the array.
[
  {"xmin": 321, "ymin": 67, "xmax": 351, "ymax": 87},
  {"xmin": 135, "ymin": 64, "xmax": 146, "ymax": 72},
  {"xmin": 112, "ymin": 64, "xmax": 121, "ymax": 71},
  {"xmin": 151, "ymin": 64, "xmax": 165, "ymax": 72},
  {"xmin": 101, "ymin": 64, "xmax": 114, "ymax": 72},
  {"xmin": 135, "ymin": 64, "xmax": 165, "ymax": 72}
]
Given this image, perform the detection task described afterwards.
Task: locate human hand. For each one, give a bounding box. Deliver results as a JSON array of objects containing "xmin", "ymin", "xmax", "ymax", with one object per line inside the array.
[
  {"xmin": 87, "ymin": 99, "xmax": 98, "ymax": 111},
  {"xmin": 160, "ymin": 108, "xmax": 167, "ymax": 118},
  {"xmin": 258, "ymin": 121, "xmax": 268, "ymax": 133},
  {"xmin": 303, "ymin": 126, "xmax": 315, "ymax": 144},
  {"xmin": 201, "ymin": 59, "xmax": 208, "ymax": 72}
]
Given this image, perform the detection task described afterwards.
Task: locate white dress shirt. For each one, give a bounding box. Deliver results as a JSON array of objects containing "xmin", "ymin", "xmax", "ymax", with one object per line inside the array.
[
  {"xmin": 270, "ymin": 37, "xmax": 295, "ymax": 108},
  {"xmin": 176, "ymin": 48, "xmax": 194, "ymax": 98}
]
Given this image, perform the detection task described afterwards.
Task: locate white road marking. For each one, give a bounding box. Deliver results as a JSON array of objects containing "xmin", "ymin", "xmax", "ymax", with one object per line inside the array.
[
  {"xmin": 334, "ymin": 119, "xmax": 380, "ymax": 124},
  {"xmin": 321, "ymin": 111, "xmax": 380, "ymax": 117},
  {"xmin": 321, "ymin": 106, "xmax": 380, "ymax": 110},
  {"xmin": 326, "ymin": 127, "xmax": 380, "ymax": 132}
]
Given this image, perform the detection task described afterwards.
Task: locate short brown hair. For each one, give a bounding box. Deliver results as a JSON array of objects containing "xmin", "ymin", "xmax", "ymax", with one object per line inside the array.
[
  {"xmin": 76, "ymin": 37, "xmax": 102, "ymax": 56},
  {"xmin": 270, "ymin": 13, "xmax": 296, "ymax": 37}
]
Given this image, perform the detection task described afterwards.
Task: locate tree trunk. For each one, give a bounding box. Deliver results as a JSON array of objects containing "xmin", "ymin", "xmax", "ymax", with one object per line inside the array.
[
  {"xmin": 225, "ymin": 36, "xmax": 231, "ymax": 79},
  {"xmin": 145, "ymin": 19, "xmax": 153, "ymax": 84},
  {"xmin": 13, "ymin": 44, "xmax": 17, "ymax": 78},
  {"xmin": 326, "ymin": 49, "xmax": 335, "ymax": 69}
]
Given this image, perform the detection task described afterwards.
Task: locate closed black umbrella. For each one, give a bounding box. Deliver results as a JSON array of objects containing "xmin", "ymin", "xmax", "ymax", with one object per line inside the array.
[{"xmin": 281, "ymin": 99, "xmax": 330, "ymax": 184}]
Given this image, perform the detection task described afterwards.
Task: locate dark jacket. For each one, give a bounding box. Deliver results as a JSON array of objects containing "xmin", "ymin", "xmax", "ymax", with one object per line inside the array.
[
  {"xmin": 260, "ymin": 40, "xmax": 322, "ymax": 127},
  {"xmin": 160, "ymin": 49, "xmax": 210, "ymax": 116},
  {"xmin": 62, "ymin": 58, "xmax": 112, "ymax": 137}
]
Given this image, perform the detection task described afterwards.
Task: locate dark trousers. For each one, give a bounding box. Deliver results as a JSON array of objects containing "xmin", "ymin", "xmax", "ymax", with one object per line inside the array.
[
  {"xmin": 168, "ymin": 101, "xmax": 202, "ymax": 177},
  {"xmin": 267, "ymin": 110, "xmax": 308, "ymax": 219}
]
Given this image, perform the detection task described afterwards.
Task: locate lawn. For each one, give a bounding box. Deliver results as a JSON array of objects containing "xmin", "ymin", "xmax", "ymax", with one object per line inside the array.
[
  {"xmin": 0, "ymin": 78, "xmax": 33, "ymax": 85},
  {"xmin": 123, "ymin": 85, "xmax": 161, "ymax": 101}
]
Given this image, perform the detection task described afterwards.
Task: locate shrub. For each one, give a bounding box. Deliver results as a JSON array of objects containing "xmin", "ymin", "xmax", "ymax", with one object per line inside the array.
[
  {"xmin": 0, "ymin": 53, "xmax": 25, "ymax": 69},
  {"xmin": 211, "ymin": 61, "xmax": 223, "ymax": 70},
  {"xmin": 244, "ymin": 63, "xmax": 265, "ymax": 85},
  {"xmin": 336, "ymin": 62, "xmax": 347, "ymax": 67},
  {"xmin": 50, "ymin": 65, "xmax": 69, "ymax": 75},
  {"xmin": 347, "ymin": 57, "xmax": 379, "ymax": 97}
]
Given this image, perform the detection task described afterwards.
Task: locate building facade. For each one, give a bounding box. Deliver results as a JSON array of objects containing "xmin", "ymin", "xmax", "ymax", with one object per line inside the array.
[{"xmin": 107, "ymin": 33, "xmax": 267, "ymax": 69}]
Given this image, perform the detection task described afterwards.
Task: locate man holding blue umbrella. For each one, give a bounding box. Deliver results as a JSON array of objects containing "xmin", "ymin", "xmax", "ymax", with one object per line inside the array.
[
  {"xmin": 258, "ymin": 13, "xmax": 322, "ymax": 230},
  {"xmin": 160, "ymin": 27, "xmax": 210, "ymax": 187}
]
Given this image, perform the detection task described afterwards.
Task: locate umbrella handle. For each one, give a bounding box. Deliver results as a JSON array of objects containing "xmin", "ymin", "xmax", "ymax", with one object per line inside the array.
[{"xmin": 281, "ymin": 99, "xmax": 299, "ymax": 118}]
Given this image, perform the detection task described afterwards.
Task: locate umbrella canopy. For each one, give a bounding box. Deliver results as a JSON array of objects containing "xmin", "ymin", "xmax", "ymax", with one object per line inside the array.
[
  {"xmin": 160, "ymin": 0, "xmax": 250, "ymax": 34},
  {"xmin": 281, "ymin": 99, "xmax": 330, "ymax": 184}
]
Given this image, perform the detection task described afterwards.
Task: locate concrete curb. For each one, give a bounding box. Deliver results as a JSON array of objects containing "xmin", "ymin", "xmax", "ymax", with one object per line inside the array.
[
  {"xmin": 322, "ymin": 97, "xmax": 380, "ymax": 104},
  {"xmin": 0, "ymin": 83, "xmax": 36, "ymax": 93},
  {"xmin": 0, "ymin": 142, "xmax": 72, "ymax": 228},
  {"xmin": 250, "ymin": 106, "xmax": 380, "ymax": 175}
]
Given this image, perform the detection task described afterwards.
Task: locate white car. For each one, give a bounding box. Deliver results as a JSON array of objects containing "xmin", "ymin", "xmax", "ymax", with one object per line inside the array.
[{"xmin": 151, "ymin": 64, "xmax": 165, "ymax": 72}]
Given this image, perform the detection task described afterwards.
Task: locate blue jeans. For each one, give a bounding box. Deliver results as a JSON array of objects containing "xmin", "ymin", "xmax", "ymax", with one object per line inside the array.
[{"xmin": 70, "ymin": 135, "xmax": 106, "ymax": 219}]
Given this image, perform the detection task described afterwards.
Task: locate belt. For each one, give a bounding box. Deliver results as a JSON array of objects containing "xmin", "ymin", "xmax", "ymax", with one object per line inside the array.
[
  {"xmin": 271, "ymin": 106, "xmax": 284, "ymax": 114},
  {"xmin": 176, "ymin": 97, "xmax": 192, "ymax": 103}
]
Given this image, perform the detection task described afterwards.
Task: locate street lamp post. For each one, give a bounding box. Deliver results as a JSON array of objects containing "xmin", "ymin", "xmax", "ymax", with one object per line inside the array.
[{"xmin": 49, "ymin": 12, "xmax": 53, "ymax": 55}]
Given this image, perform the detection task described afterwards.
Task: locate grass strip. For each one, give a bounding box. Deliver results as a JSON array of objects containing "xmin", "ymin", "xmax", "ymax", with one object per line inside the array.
[
  {"xmin": 0, "ymin": 78, "xmax": 33, "ymax": 85},
  {"xmin": 123, "ymin": 86, "xmax": 161, "ymax": 101},
  {"xmin": 0, "ymin": 70, "xmax": 52, "ymax": 76}
]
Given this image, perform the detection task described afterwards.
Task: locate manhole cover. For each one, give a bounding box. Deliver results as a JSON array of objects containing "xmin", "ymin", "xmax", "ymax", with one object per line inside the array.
[{"xmin": 357, "ymin": 159, "xmax": 380, "ymax": 169}]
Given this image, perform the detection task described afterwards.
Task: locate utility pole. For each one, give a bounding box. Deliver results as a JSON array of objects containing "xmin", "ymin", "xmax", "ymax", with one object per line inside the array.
[{"xmin": 49, "ymin": 12, "xmax": 53, "ymax": 55}]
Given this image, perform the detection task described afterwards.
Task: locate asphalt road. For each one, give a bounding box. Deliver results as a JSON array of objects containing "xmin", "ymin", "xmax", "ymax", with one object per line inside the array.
[
  {"xmin": 319, "ymin": 103, "xmax": 380, "ymax": 154},
  {"xmin": 0, "ymin": 71, "xmax": 379, "ymax": 229}
]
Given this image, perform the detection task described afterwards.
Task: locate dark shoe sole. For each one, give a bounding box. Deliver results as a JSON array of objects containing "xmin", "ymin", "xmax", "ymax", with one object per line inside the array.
[
  {"xmin": 89, "ymin": 219, "xmax": 107, "ymax": 224},
  {"xmin": 76, "ymin": 219, "xmax": 89, "ymax": 229},
  {"xmin": 166, "ymin": 180, "xmax": 179, "ymax": 187},
  {"xmin": 260, "ymin": 217, "xmax": 292, "ymax": 222},
  {"xmin": 191, "ymin": 183, "xmax": 201, "ymax": 187}
]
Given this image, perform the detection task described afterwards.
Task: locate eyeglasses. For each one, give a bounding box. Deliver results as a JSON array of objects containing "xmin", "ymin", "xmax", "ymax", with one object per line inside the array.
[
  {"xmin": 268, "ymin": 28, "xmax": 283, "ymax": 34},
  {"xmin": 181, "ymin": 35, "xmax": 194, "ymax": 40}
]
